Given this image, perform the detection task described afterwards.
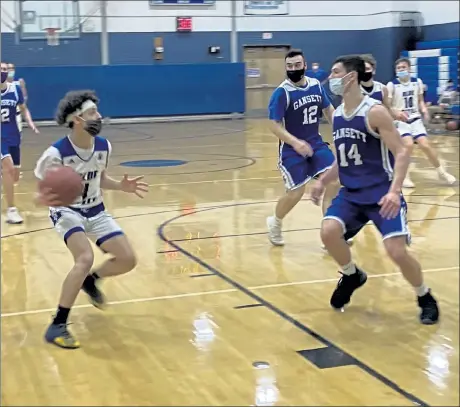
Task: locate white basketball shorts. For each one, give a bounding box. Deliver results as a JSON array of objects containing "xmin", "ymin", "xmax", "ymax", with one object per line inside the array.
[
  {"xmin": 395, "ymin": 118, "xmax": 427, "ymax": 140},
  {"xmin": 50, "ymin": 207, "xmax": 124, "ymax": 247}
]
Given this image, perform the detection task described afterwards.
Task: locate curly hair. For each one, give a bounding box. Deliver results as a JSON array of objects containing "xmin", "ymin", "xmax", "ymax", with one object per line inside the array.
[{"xmin": 55, "ymin": 90, "xmax": 99, "ymax": 127}]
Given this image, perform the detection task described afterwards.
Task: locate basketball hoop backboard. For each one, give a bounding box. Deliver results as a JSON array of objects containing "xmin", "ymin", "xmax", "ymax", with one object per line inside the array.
[{"xmin": 20, "ymin": 0, "xmax": 80, "ymax": 40}]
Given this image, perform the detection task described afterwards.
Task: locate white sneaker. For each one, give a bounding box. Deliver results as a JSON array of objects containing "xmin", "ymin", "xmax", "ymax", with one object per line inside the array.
[
  {"xmin": 438, "ymin": 171, "xmax": 456, "ymax": 185},
  {"xmin": 267, "ymin": 216, "xmax": 284, "ymax": 246},
  {"xmin": 6, "ymin": 207, "xmax": 23, "ymax": 224},
  {"xmin": 403, "ymin": 177, "xmax": 415, "ymax": 188}
]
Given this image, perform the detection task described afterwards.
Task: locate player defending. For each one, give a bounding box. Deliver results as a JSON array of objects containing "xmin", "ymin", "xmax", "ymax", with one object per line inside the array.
[
  {"xmin": 35, "ymin": 90, "xmax": 149, "ymax": 348},
  {"xmin": 387, "ymin": 58, "xmax": 456, "ymax": 187},
  {"xmin": 267, "ymin": 49, "xmax": 339, "ymax": 246},
  {"xmin": 311, "ymin": 55, "xmax": 439, "ymax": 325},
  {"xmin": 1, "ymin": 61, "xmax": 38, "ymax": 224}
]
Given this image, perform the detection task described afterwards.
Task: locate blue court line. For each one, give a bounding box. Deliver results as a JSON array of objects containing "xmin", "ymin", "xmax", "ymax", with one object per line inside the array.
[
  {"xmin": 157, "ymin": 203, "xmax": 431, "ymax": 407},
  {"xmin": 234, "ymin": 303, "xmax": 264, "ymax": 310}
]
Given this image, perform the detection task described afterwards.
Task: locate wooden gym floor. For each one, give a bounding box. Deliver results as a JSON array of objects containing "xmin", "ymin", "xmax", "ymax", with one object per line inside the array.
[{"xmin": 1, "ymin": 119, "xmax": 459, "ymax": 406}]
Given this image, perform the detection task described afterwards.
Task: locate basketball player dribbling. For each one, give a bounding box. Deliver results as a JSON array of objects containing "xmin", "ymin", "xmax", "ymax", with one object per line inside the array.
[
  {"xmin": 1, "ymin": 61, "xmax": 38, "ymax": 224},
  {"xmin": 35, "ymin": 90, "xmax": 149, "ymax": 348},
  {"xmin": 267, "ymin": 49, "xmax": 348, "ymax": 247},
  {"xmin": 311, "ymin": 55, "xmax": 439, "ymax": 325},
  {"xmin": 387, "ymin": 58, "xmax": 456, "ymax": 188}
]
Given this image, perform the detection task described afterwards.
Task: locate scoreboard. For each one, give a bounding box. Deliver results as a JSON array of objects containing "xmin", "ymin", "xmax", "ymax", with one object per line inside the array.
[{"xmin": 150, "ymin": 0, "xmax": 215, "ymax": 5}]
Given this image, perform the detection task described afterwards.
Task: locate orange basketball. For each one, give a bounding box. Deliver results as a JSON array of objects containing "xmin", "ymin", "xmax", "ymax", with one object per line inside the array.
[
  {"xmin": 39, "ymin": 167, "xmax": 83, "ymax": 206},
  {"xmin": 446, "ymin": 120, "xmax": 459, "ymax": 131}
]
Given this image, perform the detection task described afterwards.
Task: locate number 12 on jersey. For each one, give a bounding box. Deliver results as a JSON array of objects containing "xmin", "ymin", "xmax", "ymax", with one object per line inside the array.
[
  {"xmin": 303, "ymin": 106, "xmax": 318, "ymax": 125},
  {"xmin": 338, "ymin": 143, "xmax": 363, "ymax": 167}
]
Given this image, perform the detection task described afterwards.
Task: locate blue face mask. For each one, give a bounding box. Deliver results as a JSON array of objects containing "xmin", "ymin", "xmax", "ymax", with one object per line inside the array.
[
  {"xmin": 1, "ymin": 71, "xmax": 7, "ymax": 83},
  {"xmin": 397, "ymin": 70, "xmax": 409, "ymax": 79},
  {"xmin": 7, "ymin": 71, "xmax": 15, "ymax": 79}
]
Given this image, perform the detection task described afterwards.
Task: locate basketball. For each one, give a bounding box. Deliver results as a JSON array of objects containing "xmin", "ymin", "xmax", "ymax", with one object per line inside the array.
[
  {"xmin": 446, "ymin": 120, "xmax": 459, "ymax": 131},
  {"xmin": 39, "ymin": 167, "xmax": 83, "ymax": 206}
]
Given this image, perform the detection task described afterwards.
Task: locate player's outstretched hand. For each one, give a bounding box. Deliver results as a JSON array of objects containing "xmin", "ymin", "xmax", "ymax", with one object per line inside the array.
[
  {"xmin": 293, "ymin": 139, "xmax": 313, "ymax": 157},
  {"xmin": 310, "ymin": 180, "xmax": 325, "ymax": 206},
  {"xmin": 34, "ymin": 188, "xmax": 62, "ymax": 207},
  {"xmin": 378, "ymin": 191, "xmax": 401, "ymax": 219},
  {"xmin": 120, "ymin": 174, "xmax": 149, "ymax": 198}
]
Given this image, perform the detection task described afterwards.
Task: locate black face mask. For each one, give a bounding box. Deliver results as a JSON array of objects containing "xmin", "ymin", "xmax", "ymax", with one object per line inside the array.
[
  {"xmin": 84, "ymin": 118, "xmax": 102, "ymax": 137},
  {"xmin": 362, "ymin": 71, "xmax": 373, "ymax": 82},
  {"xmin": 286, "ymin": 68, "xmax": 305, "ymax": 83}
]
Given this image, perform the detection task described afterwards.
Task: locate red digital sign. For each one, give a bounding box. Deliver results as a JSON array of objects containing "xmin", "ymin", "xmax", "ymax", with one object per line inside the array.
[{"xmin": 176, "ymin": 16, "xmax": 192, "ymax": 32}]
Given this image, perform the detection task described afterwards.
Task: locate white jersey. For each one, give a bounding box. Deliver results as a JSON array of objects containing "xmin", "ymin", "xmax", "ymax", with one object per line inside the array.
[
  {"xmin": 386, "ymin": 77, "xmax": 424, "ymax": 120},
  {"xmin": 360, "ymin": 80, "xmax": 385, "ymax": 103},
  {"xmin": 34, "ymin": 136, "xmax": 112, "ymax": 211}
]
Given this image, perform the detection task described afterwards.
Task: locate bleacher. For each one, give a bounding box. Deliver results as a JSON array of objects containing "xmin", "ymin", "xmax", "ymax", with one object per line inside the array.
[{"xmin": 400, "ymin": 38, "xmax": 459, "ymax": 107}]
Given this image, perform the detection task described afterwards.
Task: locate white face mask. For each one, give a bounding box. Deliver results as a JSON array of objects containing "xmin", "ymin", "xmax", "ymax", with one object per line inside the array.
[{"xmin": 329, "ymin": 73, "xmax": 352, "ymax": 96}]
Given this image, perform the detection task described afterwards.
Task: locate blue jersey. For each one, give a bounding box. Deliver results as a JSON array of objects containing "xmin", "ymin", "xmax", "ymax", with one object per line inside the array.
[
  {"xmin": 333, "ymin": 96, "xmax": 395, "ymax": 204},
  {"xmin": 360, "ymin": 81, "xmax": 385, "ymax": 103},
  {"xmin": 1, "ymin": 83, "xmax": 24, "ymax": 146},
  {"xmin": 269, "ymin": 77, "xmax": 331, "ymax": 152}
]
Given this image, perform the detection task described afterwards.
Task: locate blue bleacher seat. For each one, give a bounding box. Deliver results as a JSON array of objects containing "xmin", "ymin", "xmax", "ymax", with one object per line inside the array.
[{"xmin": 416, "ymin": 39, "xmax": 460, "ymax": 50}]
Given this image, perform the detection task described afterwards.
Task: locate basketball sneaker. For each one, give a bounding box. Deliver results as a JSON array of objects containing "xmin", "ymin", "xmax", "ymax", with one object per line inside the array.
[
  {"xmin": 267, "ymin": 216, "xmax": 284, "ymax": 246},
  {"xmin": 6, "ymin": 207, "xmax": 23, "ymax": 224},
  {"xmin": 82, "ymin": 274, "xmax": 106, "ymax": 309},
  {"xmin": 438, "ymin": 170, "xmax": 456, "ymax": 185},
  {"xmin": 330, "ymin": 268, "xmax": 367, "ymax": 309},
  {"xmin": 417, "ymin": 290, "xmax": 439, "ymax": 325},
  {"xmin": 44, "ymin": 323, "xmax": 80, "ymax": 349}
]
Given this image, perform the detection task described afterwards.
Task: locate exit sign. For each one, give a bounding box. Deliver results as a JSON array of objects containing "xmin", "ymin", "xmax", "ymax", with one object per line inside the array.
[{"xmin": 176, "ymin": 16, "xmax": 192, "ymax": 32}]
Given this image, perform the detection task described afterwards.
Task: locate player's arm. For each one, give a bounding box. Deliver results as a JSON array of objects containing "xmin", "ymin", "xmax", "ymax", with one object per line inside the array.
[
  {"xmin": 100, "ymin": 142, "xmax": 148, "ymax": 197},
  {"xmin": 319, "ymin": 83, "xmax": 335, "ymax": 124},
  {"xmin": 268, "ymin": 88, "xmax": 295, "ymax": 145},
  {"xmin": 33, "ymin": 147, "xmax": 64, "ymax": 206},
  {"xmin": 16, "ymin": 85, "xmax": 38, "ymax": 133},
  {"xmin": 417, "ymin": 79, "xmax": 429, "ymax": 121},
  {"xmin": 19, "ymin": 78, "xmax": 28, "ymax": 103},
  {"xmin": 369, "ymin": 105, "xmax": 410, "ymax": 194},
  {"xmin": 268, "ymin": 87, "xmax": 311, "ymax": 156},
  {"xmin": 318, "ymin": 160, "xmax": 339, "ymax": 185},
  {"xmin": 385, "ymin": 82, "xmax": 407, "ymax": 121}
]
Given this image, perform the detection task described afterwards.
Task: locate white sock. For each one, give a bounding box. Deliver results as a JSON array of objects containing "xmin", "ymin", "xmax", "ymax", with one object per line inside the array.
[
  {"xmin": 436, "ymin": 165, "xmax": 446, "ymax": 174},
  {"xmin": 7, "ymin": 207, "xmax": 16, "ymax": 212},
  {"xmin": 341, "ymin": 262, "xmax": 356, "ymax": 275},
  {"xmin": 274, "ymin": 216, "xmax": 282, "ymax": 225},
  {"xmin": 415, "ymin": 284, "xmax": 429, "ymax": 297}
]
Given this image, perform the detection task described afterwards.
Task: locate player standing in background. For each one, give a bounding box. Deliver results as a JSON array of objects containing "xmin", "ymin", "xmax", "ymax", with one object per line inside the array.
[
  {"xmin": 311, "ymin": 55, "xmax": 439, "ymax": 324},
  {"xmin": 267, "ymin": 49, "xmax": 348, "ymax": 247},
  {"xmin": 1, "ymin": 62, "xmax": 38, "ymax": 224},
  {"xmin": 387, "ymin": 58, "xmax": 456, "ymax": 188},
  {"xmin": 7, "ymin": 62, "xmax": 28, "ymax": 138},
  {"xmin": 35, "ymin": 90, "xmax": 149, "ymax": 349}
]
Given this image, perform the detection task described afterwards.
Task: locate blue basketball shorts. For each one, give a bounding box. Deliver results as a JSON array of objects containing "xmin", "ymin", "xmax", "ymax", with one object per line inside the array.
[
  {"xmin": 1, "ymin": 141, "xmax": 21, "ymax": 167},
  {"xmin": 278, "ymin": 144, "xmax": 335, "ymax": 191},
  {"xmin": 324, "ymin": 187, "xmax": 411, "ymax": 244}
]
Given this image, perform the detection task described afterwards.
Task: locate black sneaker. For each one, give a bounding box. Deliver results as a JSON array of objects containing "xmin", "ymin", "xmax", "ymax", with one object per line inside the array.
[
  {"xmin": 82, "ymin": 275, "xmax": 106, "ymax": 310},
  {"xmin": 330, "ymin": 268, "xmax": 367, "ymax": 309},
  {"xmin": 418, "ymin": 290, "xmax": 439, "ymax": 325}
]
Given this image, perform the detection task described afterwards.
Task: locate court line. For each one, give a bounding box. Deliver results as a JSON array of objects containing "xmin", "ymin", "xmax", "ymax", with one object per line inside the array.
[
  {"xmin": 1, "ymin": 266, "xmax": 457, "ymax": 318},
  {"xmin": 158, "ymin": 204, "xmax": 451, "ymax": 407},
  {"xmin": 2, "ymin": 196, "xmax": 458, "ymax": 239}
]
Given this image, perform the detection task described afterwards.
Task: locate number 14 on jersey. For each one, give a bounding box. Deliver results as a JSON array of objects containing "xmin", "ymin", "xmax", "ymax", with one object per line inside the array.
[{"xmin": 338, "ymin": 143, "xmax": 363, "ymax": 167}]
